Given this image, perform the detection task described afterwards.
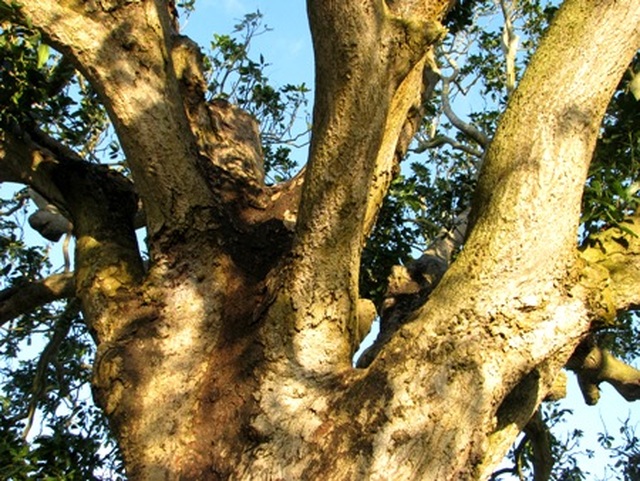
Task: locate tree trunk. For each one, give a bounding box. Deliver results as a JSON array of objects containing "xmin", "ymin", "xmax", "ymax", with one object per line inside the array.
[{"xmin": 1, "ymin": 0, "xmax": 640, "ymax": 479}]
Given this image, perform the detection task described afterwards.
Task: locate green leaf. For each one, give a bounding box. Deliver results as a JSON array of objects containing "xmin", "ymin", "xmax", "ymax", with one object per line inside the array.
[{"xmin": 37, "ymin": 43, "xmax": 49, "ymax": 69}]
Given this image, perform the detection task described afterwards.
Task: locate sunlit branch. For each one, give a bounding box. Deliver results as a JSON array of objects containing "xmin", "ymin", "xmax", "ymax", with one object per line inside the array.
[
  {"xmin": 581, "ymin": 215, "xmax": 640, "ymax": 312},
  {"xmin": 413, "ymin": 134, "xmax": 484, "ymax": 157},
  {"xmin": 499, "ymin": 0, "xmax": 519, "ymax": 96},
  {"xmin": 440, "ymin": 73, "xmax": 491, "ymax": 148},
  {"xmin": 568, "ymin": 338, "xmax": 640, "ymax": 405}
]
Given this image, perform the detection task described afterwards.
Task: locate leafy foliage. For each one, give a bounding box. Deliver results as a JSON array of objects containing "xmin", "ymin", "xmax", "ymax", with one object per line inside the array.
[
  {"xmin": 582, "ymin": 55, "xmax": 640, "ymax": 238},
  {"xmin": 0, "ymin": 24, "xmax": 55, "ymax": 128},
  {"xmin": 0, "ymin": 193, "xmax": 121, "ymax": 478},
  {"xmin": 0, "ymin": 22, "xmax": 110, "ymax": 159},
  {"xmin": 492, "ymin": 404, "xmax": 589, "ymax": 480},
  {"xmin": 0, "ymin": 192, "xmax": 47, "ymax": 287},
  {"xmin": 597, "ymin": 416, "xmax": 640, "ymax": 481}
]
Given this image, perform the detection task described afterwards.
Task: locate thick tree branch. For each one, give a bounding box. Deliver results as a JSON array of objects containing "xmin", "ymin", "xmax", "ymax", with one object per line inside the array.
[
  {"xmin": 0, "ymin": 272, "xmax": 75, "ymax": 325},
  {"xmin": 5, "ymin": 0, "xmax": 214, "ymax": 235},
  {"xmin": 460, "ymin": 0, "xmax": 640, "ymax": 295},
  {"xmin": 171, "ymin": 37, "xmax": 267, "ymax": 197},
  {"xmin": 357, "ymin": 0, "xmax": 640, "ymax": 476},
  {"xmin": 0, "ymin": 125, "xmax": 145, "ymax": 341},
  {"xmin": 362, "ymin": 49, "xmax": 444, "ymax": 237},
  {"xmin": 0, "ymin": 129, "xmax": 70, "ymax": 214},
  {"xmin": 51, "ymin": 161, "xmax": 145, "ymax": 342},
  {"xmin": 270, "ymin": 0, "xmax": 450, "ymax": 370}
]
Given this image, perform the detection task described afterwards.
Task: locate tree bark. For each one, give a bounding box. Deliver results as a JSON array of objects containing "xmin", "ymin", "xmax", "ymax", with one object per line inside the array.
[
  {"xmin": 0, "ymin": 273, "xmax": 75, "ymax": 325},
  {"xmin": 1, "ymin": 0, "xmax": 640, "ymax": 479}
]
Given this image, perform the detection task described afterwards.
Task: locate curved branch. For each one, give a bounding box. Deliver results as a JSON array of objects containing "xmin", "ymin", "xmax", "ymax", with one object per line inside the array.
[
  {"xmin": 0, "ymin": 129, "xmax": 70, "ymax": 214},
  {"xmin": 361, "ymin": 50, "xmax": 445, "ymax": 238},
  {"xmin": 440, "ymin": 74, "xmax": 490, "ymax": 148},
  {"xmin": 413, "ymin": 134, "xmax": 484, "ymax": 157},
  {"xmin": 1, "ymin": 124, "xmax": 145, "ymax": 340},
  {"xmin": 0, "ymin": 272, "xmax": 75, "ymax": 325},
  {"xmin": 567, "ymin": 339, "xmax": 640, "ymax": 405}
]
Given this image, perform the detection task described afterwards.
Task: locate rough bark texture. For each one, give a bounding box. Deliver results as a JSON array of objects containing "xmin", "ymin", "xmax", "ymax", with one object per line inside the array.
[{"xmin": 1, "ymin": 0, "xmax": 640, "ymax": 480}]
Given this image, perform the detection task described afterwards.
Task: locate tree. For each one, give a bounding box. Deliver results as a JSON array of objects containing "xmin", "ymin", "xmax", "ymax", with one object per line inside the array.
[{"xmin": 1, "ymin": 0, "xmax": 640, "ymax": 479}]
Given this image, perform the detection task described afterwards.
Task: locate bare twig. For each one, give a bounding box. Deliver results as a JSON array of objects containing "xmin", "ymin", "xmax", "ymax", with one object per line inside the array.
[
  {"xmin": 22, "ymin": 301, "xmax": 79, "ymax": 439},
  {"xmin": 413, "ymin": 134, "xmax": 484, "ymax": 157},
  {"xmin": 0, "ymin": 189, "xmax": 28, "ymax": 216}
]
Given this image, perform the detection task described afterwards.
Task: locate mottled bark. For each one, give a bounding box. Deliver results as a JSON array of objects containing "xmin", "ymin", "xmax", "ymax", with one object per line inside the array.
[
  {"xmin": 581, "ymin": 215, "xmax": 640, "ymax": 313},
  {"xmin": 1, "ymin": 0, "xmax": 640, "ymax": 480}
]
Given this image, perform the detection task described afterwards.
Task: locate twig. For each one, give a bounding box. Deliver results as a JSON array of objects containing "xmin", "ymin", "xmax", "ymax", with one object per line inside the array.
[
  {"xmin": 440, "ymin": 74, "xmax": 490, "ymax": 148},
  {"xmin": 22, "ymin": 300, "xmax": 79, "ymax": 439},
  {"xmin": 413, "ymin": 134, "xmax": 484, "ymax": 157}
]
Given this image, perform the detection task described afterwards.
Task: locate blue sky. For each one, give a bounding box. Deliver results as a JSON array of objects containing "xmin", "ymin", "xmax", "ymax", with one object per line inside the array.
[{"xmin": 182, "ymin": 1, "xmax": 314, "ymax": 90}]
